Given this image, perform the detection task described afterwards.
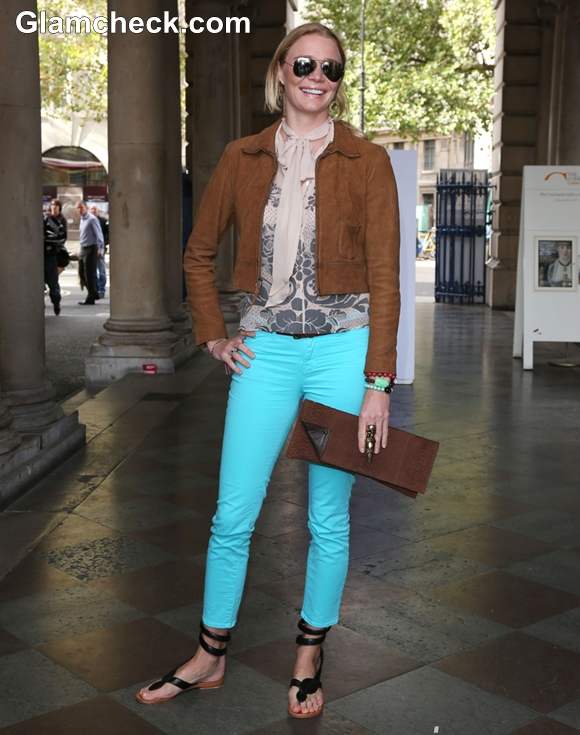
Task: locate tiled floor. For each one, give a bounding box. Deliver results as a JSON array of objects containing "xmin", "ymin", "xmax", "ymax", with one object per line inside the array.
[{"xmin": 1, "ymin": 303, "xmax": 580, "ymax": 734}]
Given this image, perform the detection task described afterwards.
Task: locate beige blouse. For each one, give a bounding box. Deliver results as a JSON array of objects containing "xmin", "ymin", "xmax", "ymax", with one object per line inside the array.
[{"xmin": 238, "ymin": 178, "xmax": 370, "ymax": 334}]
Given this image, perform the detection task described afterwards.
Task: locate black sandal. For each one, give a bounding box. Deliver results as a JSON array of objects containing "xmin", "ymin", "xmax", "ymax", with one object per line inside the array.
[
  {"xmin": 136, "ymin": 621, "xmax": 230, "ymax": 705},
  {"xmin": 288, "ymin": 618, "xmax": 331, "ymax": 719}
]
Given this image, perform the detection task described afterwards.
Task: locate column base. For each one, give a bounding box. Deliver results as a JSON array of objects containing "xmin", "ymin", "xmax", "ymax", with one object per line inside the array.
[
  {"xmin": 85, "ymin": 331, "xmax": 195, "ymax": 385},
  {"xmin": 0, "ymin": 403, "xmax": 21, "ymax": 455},
  {"xmin": 169, "ymin": 304, "xmax": 193, "ymax": 336},
  {"xmin": 0, "ymin": 412, "xmax": 85, "ymax": 510},
  {"xmin": 486, "ymin": 258, "xmax": 517, "ymax": 309},
  {"xmin": 2, "ymin": 382, "xmax": 63, "ymax": 432}
]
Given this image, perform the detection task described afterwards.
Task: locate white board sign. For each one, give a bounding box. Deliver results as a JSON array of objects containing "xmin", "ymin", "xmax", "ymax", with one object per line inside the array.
[
  {"xmin": 389, "ymin": 149, "xmax": 417, "ymax": 385},
  {"xmin": 513, "ymin": 166, "xmax": 580, "ymax": 369}
]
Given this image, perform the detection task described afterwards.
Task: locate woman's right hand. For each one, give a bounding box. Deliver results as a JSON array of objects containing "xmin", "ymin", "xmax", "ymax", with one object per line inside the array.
[{"xmin": 206, "ymin": 332, "xmax": 256, "ymax": 375}]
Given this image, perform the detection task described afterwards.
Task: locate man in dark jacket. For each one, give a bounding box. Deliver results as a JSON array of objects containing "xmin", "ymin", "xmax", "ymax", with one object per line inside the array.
[{"xmin": 43, "ymin": 199, "xmax": 67, "ymax": 315}]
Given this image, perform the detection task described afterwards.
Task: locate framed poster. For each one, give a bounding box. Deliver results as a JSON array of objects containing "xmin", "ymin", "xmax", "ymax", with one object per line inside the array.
[{"xmin": 534, "ymin": 236, "xmax": 576, "ymax": 291}]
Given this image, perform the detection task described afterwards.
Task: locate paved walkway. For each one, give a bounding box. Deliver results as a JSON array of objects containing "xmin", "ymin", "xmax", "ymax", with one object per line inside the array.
[
  {"xmin": 2, "ymin": 302, "xmax": 580, "ymax": 734},
  {"xmin": 44, "ymin": 259, "xmax": 111, "ymax": 401}
]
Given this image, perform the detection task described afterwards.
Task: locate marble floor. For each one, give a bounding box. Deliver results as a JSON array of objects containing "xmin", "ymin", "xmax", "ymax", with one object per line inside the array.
[{"xmin": 1, "ymin": 303, "xmax": 580, "ymax": 734}]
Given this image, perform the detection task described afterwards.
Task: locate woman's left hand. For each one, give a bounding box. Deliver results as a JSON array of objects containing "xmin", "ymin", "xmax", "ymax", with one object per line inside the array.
[{"xmin": 358, "ymin": 389, "xmax": 390, "ymax": 455}]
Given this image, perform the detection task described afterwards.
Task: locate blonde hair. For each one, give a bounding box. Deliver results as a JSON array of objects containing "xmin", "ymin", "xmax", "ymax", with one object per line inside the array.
[{"xmin": 264, "ymin": 22, "xmax": 350, "ymax": 121}]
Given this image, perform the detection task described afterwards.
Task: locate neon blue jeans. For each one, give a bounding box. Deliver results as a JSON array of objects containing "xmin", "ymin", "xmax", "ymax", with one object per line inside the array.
[{"xmin": 202, "ymin": 326, "xmax": 369, "ymax": 630}]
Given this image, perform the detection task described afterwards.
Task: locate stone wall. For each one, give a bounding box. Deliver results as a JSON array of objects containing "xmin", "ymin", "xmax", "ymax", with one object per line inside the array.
[{"xmin": 489, "ymin": 0, "xmax": 580, "ymax": 308}]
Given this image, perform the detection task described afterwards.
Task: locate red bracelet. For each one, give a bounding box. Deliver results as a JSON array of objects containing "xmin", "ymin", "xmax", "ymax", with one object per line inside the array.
[{"xmin": 364, "ymin": 371, "xmax": 396, "ymax": 380}]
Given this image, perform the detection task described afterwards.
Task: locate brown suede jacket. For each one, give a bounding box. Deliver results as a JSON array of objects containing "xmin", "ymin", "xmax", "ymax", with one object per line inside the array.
[{"xmin": 183, "ymin": 117, "xmax": 401, "ymax": 373}]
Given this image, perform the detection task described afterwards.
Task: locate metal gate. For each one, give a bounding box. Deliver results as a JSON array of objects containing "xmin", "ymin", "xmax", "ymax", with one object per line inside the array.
[{"xmin": 435, "ymin": 169, "xmax": 491, "ymax": 304}]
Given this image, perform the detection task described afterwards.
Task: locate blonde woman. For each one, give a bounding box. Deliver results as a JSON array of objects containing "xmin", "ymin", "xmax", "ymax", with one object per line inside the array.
[{"xmin": 137, "ymin": 21, "xmax": 400, "ymax": 719}]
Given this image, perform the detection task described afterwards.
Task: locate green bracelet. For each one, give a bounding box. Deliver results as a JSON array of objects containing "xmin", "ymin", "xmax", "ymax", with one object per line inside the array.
[
  {"xmin": 365, "ymin": 382, "xmax": 394, "ymax": 394},
  {"xmin": 373, "ymin": 376, "xmax": 391, "ymax": 389}
]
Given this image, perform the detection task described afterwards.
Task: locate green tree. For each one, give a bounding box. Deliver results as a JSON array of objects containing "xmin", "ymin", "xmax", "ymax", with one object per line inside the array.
[
  {"xmin": 38, "ymin": 1, "xmax": 188, "ymax": 135},
  {"xmin": 38, "ymin": 0, "xmax": 108, "ymax": 120},
  {"xmin": 303, "ymin": 0, "xmax": 495, "ymax": 138}
]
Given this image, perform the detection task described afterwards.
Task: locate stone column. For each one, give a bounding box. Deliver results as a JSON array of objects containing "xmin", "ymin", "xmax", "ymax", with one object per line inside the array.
[
  {"xmin": 488, "ymin": 0, "xmax": 543, "ymax": 309},
  {"xmin": 0, "ymin": 0, "xmax": 85, "ymax": 507},
  {"xmin": 162, "ymin": 0, "xmax": 191, "ymax": 336},
  {"xmin": 87, "ymin": 0, "xmax": 192, "ymax": 382},
  {"xmin": 535, "ymin": 0, "xmax": 561, "ymax": 164},
  {"xmin": 245, "ymin": 0, "xmax": 288, "ymax": 133},
  {"xmin": 185, "ymin": 0, "xmax": 239, "ymax": 323},
  {"xmin": 557, "ymin": 0, "xmax": 580, "ymax": 163},
  {"xmin": 0, "ymin": 0, "xmax": 63, "ymax": 431}
]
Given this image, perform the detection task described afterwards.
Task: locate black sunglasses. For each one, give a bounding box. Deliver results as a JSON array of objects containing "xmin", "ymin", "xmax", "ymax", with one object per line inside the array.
[{"xmin": 282, "ymin": 55, "xmax": 345, "ymax": 83}]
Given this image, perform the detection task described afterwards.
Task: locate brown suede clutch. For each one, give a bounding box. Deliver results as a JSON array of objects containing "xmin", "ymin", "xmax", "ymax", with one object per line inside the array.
[{"xmin": 285, "ymin": 399, "xmax": 439, "ymax": 499}]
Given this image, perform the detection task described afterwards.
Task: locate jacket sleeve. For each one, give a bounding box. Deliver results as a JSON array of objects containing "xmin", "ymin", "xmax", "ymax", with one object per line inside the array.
[
  {"xmin": 364, "ymin": 146, "xmax": 401, "ymax": 374},
  {"xmin": 183, "ymin": 142, "xmax": 236, "ymax": 346}
]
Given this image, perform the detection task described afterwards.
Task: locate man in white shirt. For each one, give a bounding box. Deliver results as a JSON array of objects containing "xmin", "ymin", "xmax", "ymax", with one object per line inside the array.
[{"xmin": 75, "ymin": 200, "xmax": 104, "ymax": 305}]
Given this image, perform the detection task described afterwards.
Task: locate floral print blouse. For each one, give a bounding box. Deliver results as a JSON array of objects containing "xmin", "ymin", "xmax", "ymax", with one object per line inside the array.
[{"xmin": 238, "ymin": 179, "xmax": 370, "ymax": 334}]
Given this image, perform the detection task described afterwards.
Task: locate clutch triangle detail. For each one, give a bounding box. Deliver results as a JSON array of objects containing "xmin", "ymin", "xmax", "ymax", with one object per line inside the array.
[{"xmin": 301, "ymin": 421, "xmax": 329, "ymax": 458}]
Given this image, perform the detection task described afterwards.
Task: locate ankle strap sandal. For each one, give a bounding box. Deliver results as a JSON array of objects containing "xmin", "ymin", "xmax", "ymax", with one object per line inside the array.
[
  {"xmin": 288, "ymin": 618, "xmax": 332, "ymax": 719},
  {"xmin": 295, "ymin": 618, "xmax": 331, "ymax": 646},
  {"xmin": 136, "ymin": 620, "xmax": 231, "ymax": 706},
  {"xmin": 198, "ymin": 620, "xmax": 231, "ymax": 656}
]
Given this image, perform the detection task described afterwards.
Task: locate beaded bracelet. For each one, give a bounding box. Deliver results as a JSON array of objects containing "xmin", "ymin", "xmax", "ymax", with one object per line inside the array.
[
  {"xmin": 365, "ymin": 371, "xmax": 396, "ymax": 380},
  {"xmin": 365, "ymin": 375, "xmax": 395, "ymax": 387},
  {"xmin": 365, "ymin": 382, "xmax": 394, "ymax": 394},
  {"xmin": 365, "ymin": 374, "xmax": 395, "ymax": 394}
]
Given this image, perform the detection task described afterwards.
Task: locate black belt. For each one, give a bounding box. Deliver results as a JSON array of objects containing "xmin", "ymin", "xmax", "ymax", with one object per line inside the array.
[{"xmin": 274, "ymin": 331, "xmax": 328, "ymax": 339}]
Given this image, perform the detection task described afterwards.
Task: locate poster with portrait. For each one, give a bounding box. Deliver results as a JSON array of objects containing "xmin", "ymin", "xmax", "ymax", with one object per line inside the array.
[{"xmin": 534, "ymin": 236, "xmax": 576, "ymax": 291}]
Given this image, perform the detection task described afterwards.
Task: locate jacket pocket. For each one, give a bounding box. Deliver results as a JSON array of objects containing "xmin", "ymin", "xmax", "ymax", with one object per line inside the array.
[{"xmin": 337, "ymin": 222, "xmax": 363, "ymax": 260}]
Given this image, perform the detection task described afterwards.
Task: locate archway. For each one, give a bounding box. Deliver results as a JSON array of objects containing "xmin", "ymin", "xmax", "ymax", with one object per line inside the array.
[{"xmin": 42, "ymin": 145, "xmax": 108, "ymax": 240}]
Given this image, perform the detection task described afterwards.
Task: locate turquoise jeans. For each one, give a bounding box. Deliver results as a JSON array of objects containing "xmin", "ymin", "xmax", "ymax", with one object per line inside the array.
[{"xmin": 202, "ymin": 326, "xmax": 369, "ymax": 630}]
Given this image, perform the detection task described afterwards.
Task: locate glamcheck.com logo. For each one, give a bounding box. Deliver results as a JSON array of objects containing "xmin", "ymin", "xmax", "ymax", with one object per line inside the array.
[{"xmin": 15, "ymin": 10, "xmax": 250, "ymax": 34}]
